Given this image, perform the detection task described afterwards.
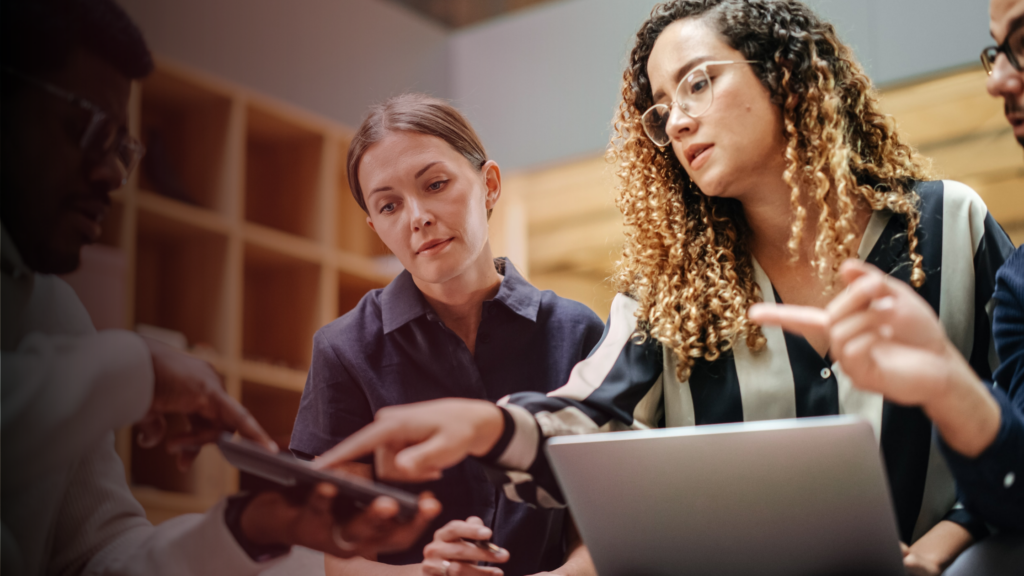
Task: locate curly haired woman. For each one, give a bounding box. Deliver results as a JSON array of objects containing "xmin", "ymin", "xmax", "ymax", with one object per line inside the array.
[{"xmin": 314, "ymin": 1, "xmax": 1015, "ymax": 574}]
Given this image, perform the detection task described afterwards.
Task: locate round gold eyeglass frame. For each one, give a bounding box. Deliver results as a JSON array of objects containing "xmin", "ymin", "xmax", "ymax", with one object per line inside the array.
[{"xmin": 641, "ymin": 60, "xmax": 757, "ymax": 147}]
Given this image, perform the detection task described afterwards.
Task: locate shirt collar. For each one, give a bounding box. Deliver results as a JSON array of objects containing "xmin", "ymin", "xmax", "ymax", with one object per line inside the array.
[
  {"xmin": 492, "ymin": 257, "xmax": 541, "ymax": 322},
  {"xmin": 380, "ymin": 257, "xmax": 541, "ymax": 334},
  {"xmin": 381, "ymin": 268, "xmax": 434, "ymax": 334}
]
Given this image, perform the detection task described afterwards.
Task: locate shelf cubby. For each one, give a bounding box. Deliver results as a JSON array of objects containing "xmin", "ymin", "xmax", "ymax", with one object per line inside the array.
[
  {"xmin": 138, "ymin": 68, "xmax": 233, "ymax": 214},
  {"xmin": 244, "ymin": 105, "xmax": 324, "ymax": 240},
  {"xmin": 336, "ymin": 144, "xmax": 391, "ymax": 256},
  {"xmin": 242, "ymin": 243, "xmax": 321, "ymax": 371},
  {"xmin": 240, "ymin": 380, "xmax": 303, "ymax": 458},
  {"xmin": 134, "ymin": 208, "xmax": 231, "ymax": 355},
  {"xmin": 339, "ymin": 270, "xmax": 386, "ymax": 318}
]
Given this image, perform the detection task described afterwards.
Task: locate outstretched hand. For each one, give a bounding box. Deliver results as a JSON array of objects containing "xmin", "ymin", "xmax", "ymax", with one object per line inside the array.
[
  {"xmin": 749, "ymin": 259, "xmax": 1000, "ymax": 458},
  {"xmin": 748, "ymin": 259, "xmax": 959, "ymax": 405},
  {"xmin": 136, "ymin": 336, "xmax": 276, "ymax": 469},
  {"xmin": 313, "ymin": 399, "xmax": 505, "ymax": 483}
]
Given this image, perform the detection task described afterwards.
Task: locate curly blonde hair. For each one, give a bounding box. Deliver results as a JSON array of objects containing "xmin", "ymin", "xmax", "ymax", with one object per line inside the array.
[{"xmin": 610, "ymin": 0, "xmax": 934, "ymax": 381}]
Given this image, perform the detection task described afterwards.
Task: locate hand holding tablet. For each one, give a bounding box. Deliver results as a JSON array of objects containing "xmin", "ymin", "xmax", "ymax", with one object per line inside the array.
[{"xmin": 217, "ymin": 433, "xmax": 441, "ymax": 558}]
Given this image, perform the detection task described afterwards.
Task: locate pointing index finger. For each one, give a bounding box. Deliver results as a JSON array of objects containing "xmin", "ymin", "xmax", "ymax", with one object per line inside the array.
[
  {"xmin": 748, "ymin": 302, "xmax": 830, "ymax": 340},
  {"xmin": 313, "ymin": 422, "xmax": 394, "ymax": 470},
  {"xmin": 219, "ymin": 393, "xmax": 278, "ymax": 452}
]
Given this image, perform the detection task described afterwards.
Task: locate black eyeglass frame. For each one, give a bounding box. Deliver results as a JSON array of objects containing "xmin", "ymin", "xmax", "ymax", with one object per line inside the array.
[
  {"xmin": 2, "ymin": 66, "xmax": 145, "ymax": 185},
  {"xmin": 981, "ymin": 26, "xmax": 1023, "ymax": 74}
]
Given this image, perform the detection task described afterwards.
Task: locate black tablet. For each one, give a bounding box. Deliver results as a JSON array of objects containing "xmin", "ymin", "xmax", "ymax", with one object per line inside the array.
[{"xmin": 217, "ymin": 433, "xmax": 420, "ymax": 522}]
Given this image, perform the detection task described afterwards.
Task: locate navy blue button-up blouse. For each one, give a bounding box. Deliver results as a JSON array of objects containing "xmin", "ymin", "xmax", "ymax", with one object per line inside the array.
[{"xmin": 290, "ymin": 257, "xmax": 605, "ymax": 574}]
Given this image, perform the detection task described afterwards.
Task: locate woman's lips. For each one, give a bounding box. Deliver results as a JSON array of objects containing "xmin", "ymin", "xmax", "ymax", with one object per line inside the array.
[
  {"xmin": 416, "ymin": 237, "xmax": 453, "ymax": 255},
  {"xmin": 690, "ymin": 145, "xmax": 714, "ymax": 171}
]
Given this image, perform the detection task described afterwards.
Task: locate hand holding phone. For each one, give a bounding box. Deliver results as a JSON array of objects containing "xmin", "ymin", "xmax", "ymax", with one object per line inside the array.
[
  {"xmin": 217, "ymin": 433, "xmax": 420, "ymax": 522},
  {"xmin": 219, "ymin": 433, "xmax": 441, "ymax": 559}
]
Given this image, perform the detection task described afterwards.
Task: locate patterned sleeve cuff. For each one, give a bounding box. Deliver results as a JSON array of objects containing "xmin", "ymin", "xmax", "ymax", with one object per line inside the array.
[
  {"xmin": 484, "ymin": 402, "xmax": 541, "ymax": 471},
  {"xmin": 481, "ymin": 405, "xmax": 515, "ymax": 463}
]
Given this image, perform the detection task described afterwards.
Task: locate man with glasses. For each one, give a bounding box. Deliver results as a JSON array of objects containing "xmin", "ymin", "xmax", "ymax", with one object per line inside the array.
[
  {"xmin": 0, "ymin": 1, "xmax": 436, "ymax": 574},
  {"xmin": 984, "ymin": 0, "xmax": 1024, "ymax": 147}
]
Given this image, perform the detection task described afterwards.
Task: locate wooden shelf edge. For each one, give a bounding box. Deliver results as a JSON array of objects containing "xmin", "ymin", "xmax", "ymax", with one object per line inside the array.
[
  {"xmin": 243, "ymin": 222, "xmax": 324, "ymax": 263},
  {"xmin": 333, "ymin": 251, "xmax": 399, "ymax": 285},
  {"xmin": 189, "ymin": 347, "xmax": 228, "ymax": 373},
  {"xmin": 137, "ymin": 190, "xmax": 233, "ymax": 235},
  {"xmin": 239, "ymin": 360, "xmax": 307, "ymax": 392}
]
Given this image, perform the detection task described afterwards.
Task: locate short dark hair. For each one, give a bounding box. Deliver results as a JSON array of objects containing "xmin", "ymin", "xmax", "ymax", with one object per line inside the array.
[
  {"xmin": 1, "ymin": 0, "xmax": 153, "ymax": 87},
  {"xmin": 347, "ymin": 93, "xmax": 489, "ymax": 214}
]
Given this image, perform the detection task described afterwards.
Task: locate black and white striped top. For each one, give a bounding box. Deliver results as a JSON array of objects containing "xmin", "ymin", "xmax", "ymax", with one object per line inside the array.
[{"xmin": 483, "ymin": 180, "xmax": 1015, "ymax": 544}]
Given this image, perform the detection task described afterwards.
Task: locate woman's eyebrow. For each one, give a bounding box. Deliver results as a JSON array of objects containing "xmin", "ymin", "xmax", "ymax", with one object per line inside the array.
[
  {"xmin": 367, "ymin": 185, "xmax": 393, "ymax": 200},
  {"xmin": 652, "ymin": 55, "xmax": 711, "ymax": 101},
  {"xmin": 415, "ymin": 161, "xmax": 442, "ymax": 178},
  {"xmin": 674, "ymin": 55, "xmax": 711, "ymax": 84},
  {"xmin": 367, "ymin": 161, "xmax": 445, "ymax": 199}
]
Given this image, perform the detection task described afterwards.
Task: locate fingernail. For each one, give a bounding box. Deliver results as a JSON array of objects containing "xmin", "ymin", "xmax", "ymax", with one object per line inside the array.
[
  {"xmin": 873, "ymin": 296, "xmax": 895, "ymax": 311},
  {"xmin": 477, "ymin": 528, "xmax": 490, "ymax": 538}
]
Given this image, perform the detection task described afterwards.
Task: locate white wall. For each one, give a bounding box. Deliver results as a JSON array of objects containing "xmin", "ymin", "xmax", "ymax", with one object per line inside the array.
[
  {"xmin": 119, "ymin": 0, "xmax": 451, "ymax": 128},
  {"xmin": 120, "ymin": 0, "xmax": 993, "ymax": 171}
]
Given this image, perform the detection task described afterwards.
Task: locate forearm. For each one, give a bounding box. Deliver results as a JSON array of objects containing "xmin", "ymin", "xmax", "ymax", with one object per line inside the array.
[
  {"xmin": 550, "ymin": 543, "xmax": 596, "ymax": 576},
  {"xmin": 325, "ymin": 555, "xmax": 421, "ymax": 576},
  {"xmin": 905, "ymin": 520, "xmax": 973, "ymax": 574},
  {"xmin": 923, "ymin": 346, "xmax": 1002, "ymax": 458}
]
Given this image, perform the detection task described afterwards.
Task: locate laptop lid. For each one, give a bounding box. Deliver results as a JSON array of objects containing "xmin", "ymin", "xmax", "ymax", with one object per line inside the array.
[{"xmin": 545, "ymin": 415, "xmax": 904, "ymax": 576}]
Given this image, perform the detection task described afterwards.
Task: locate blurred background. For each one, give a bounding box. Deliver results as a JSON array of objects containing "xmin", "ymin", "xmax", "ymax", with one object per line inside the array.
[{"xmin": 64, "ymin": 0, "xmax": 1021, "ymax": 527}]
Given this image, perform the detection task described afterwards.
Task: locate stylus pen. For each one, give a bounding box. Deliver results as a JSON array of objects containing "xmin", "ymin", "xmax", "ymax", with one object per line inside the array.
[{"xmin": 462, "ymin": 538, "xmax": 504, "ymax": 554}]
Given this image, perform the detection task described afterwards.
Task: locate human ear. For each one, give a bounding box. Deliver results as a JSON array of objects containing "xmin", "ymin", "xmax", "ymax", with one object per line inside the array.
[
  {"xmin": 366, "ymin": 216, "xmax": 376, "ymax": 233},
  {"xmin": 481, "ymin": 160, "xmax": 502, "ymax": 210}
]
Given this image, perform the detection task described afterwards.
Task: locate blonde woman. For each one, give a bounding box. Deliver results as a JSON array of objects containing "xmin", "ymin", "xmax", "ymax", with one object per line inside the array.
[
  {"xmin": 290, "ymin": 94, "xmax": 603, "ymax": 576},
  {"xmin": 315, "ymin": 1, "xmax": 1014, "ymax": 573}
]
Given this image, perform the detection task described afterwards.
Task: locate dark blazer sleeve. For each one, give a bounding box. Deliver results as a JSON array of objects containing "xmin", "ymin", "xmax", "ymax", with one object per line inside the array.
[{"xmin": 939, "ymin": 246, "xmax": 1024, "ymax": 533}]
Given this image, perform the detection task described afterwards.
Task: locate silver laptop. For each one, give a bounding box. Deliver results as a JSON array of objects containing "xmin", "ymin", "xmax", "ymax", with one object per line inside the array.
[{"xmin": 545, "ymin": 415, "xmax": 904, "ymax": 576}]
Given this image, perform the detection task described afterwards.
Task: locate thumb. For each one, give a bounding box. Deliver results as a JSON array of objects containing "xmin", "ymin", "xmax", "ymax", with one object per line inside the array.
[
  {"xmin": 135, "ymin": 411, "xmax": 167, "ymax": 448},
  {"xmin": 838, "ymin": 259, "xmax": 880, "ymax": 286}
]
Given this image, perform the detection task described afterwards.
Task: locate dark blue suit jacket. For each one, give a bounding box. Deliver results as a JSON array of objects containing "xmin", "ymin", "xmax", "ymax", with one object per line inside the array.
[{"xmin": 941, "ymin": 245, "xmax": 1024, "ymax": 533}]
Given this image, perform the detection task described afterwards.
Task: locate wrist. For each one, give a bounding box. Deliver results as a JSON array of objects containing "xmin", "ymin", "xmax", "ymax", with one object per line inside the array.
[
  {"xmin": 227, "ymin": 492, "xmax": 292, "ymax": 562},
  {"xmin": 923, "ymin": 347, "xmax": 1001, "ymax": 458},
  {"xmin": 239, "ymin": 492, "xmax": 290, "ymax": 547},
  {"xmin": 468, "ymin": 402, "xmax": 506, "ymax": 457}
]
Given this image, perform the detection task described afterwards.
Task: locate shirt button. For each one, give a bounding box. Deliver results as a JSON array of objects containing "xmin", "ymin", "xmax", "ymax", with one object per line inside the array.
[
  {"xmin": 1005, "ymin": 472, "xmax": 1016, "ymax": 489},
  {"xmin": 820, "ymin": 367, "xmax": 832, "ymax": 379}
]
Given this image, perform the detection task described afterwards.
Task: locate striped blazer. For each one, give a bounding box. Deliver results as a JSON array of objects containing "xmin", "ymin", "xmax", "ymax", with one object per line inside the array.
[{"xmin": 484, "ymin": 180, "xmax": 1015, "ymax": 543}]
